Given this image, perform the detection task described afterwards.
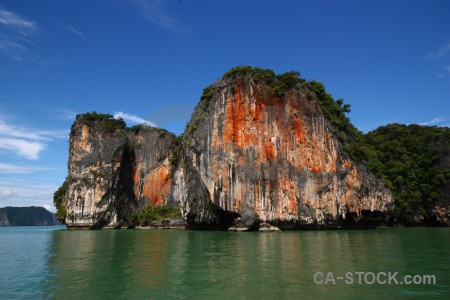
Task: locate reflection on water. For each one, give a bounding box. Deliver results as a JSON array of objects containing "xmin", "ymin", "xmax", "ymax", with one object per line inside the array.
[{"xmin": 1, "ymin": 227, "xmax": 449, "ymax": 299}]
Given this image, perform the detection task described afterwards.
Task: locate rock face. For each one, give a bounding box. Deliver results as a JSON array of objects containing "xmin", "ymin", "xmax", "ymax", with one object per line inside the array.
[
  {"xmin": 175, "ymin": 75, "xmax": 394, "ymax": 229},
  {"xmin": 60, "ymin": 70, "xmax": 396, "ymax": 229},
  {"xmin": 65, "ymin": 120, "xmax": 175, "ymax": 228}
]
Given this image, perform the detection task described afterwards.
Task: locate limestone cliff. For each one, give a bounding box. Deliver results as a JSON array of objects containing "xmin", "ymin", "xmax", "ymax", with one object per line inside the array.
[
  {"xmin": 58, "ymin": 68, "xmax": 397, "ymax": 229},
  {"xmin": 174, "ymin": 73, "xmax": 394, "ymax": 229},
  {"xmin": 64, "ymin": 116, "xmax": 175, "ymax": 228}
]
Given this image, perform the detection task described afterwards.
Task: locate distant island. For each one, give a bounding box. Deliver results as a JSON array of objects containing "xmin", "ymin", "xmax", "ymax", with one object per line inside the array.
[{"xmin": 0, "ymin": 206, "xmax": 61, "ymax": 226}]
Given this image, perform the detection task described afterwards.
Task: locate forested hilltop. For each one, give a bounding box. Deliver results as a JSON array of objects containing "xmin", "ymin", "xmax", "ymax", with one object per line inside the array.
[
  {"xmin": 361, "ymin": 124, "xmax": 450, "ymax": 224},
  {"xmin": 0, "ymin": 207, "xmax": 61, "ymax": 226}
]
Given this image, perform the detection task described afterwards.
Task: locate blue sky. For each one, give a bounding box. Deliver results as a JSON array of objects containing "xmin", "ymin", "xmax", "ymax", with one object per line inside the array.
[{"xmin": 0, "ymin": 0, "xmax": 449, "ymax": 212}]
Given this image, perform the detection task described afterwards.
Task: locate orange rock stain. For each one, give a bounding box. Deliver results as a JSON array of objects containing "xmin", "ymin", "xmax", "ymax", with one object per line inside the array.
[
  {"xmin": 132, "ymin": 164, "xmax": 172, "ymax": 206},
  {"xmin": 80, "ymin": 125, "xmax": 90, "ymax": 151},
  {"xmin": 223, "ymin": 82, "xmax": 246, "ymax": 148},
  {"xmin": 263, "ymin": 141, "xmax": 276, "ymax": 162}
]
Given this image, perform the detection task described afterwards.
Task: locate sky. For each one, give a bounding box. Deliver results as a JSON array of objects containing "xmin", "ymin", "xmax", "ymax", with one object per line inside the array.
[{"xmin": 0, "ymin": 0, "xmax": 449, "ymax": 212}]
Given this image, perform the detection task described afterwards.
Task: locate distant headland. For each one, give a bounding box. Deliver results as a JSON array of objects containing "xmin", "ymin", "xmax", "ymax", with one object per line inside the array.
[{"xmin": 0, "ymin": 206, "xmax": 61, "ymax": 226}]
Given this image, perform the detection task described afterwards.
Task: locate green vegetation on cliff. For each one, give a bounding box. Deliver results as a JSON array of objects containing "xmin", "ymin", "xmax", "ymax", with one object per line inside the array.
[
  {"xmin": 74, "ymin": 111, "xmax": 126, "ymax": 133},
  {"xmin": 223, "ymin": 66, "xmax": 277, "ymax": 85},
  {"xmin": 200, "ymin": 86, "xmax": 214, "ymax": 109},
  {"xmin": 75, "ymin": 112, "xmax": 175, "ymax": 138},
  {"xmin": 302, "ymin": 81, "xmax": 362, "ymax": 151},
  {"xmin": 222, "ymin": 65, "xmax": 305, "ymax": 96},
  {"xmin": 121, "ymin": 204, "xmax": 181, "ymax": 227},
  {"xmin": 362, "ymin": 124, "xmax": 450, "ymax": 213},
  {"xmin": 139, "ymin": 204, "xmax": 181, "ymax": 225},
  {"xmin": 53, "ymin": 179, "xmax": 68, "ymax": 221},
  {"xmin": 127, "ymin": 124, "xmax": 175, "ymax": 138}
]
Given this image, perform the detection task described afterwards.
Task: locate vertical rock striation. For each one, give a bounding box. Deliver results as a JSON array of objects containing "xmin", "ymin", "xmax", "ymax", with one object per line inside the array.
[
  {"xmin": 59, "ymin": 69, "xmax": 396, "ymax": 229},
  {"xmin": 176, "ymin": 74, "xmax": 394, "ymax": 229},
  {"xmin": 64, "ymin": 116, "xmax": 175, "ymax": 228}
]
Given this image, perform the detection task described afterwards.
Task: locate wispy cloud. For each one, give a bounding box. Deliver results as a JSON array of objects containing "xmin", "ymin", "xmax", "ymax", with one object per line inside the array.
[
  {"xmin": 0, "ymin": 9, "xmax": 36, "ymax": 30},
  {"xmin": 0, "ymin": 179, "xmax": 58, "ymax": 212},
  {"xmin": 0, "ymin": 138, "xmax": 45, "ymax": 160},
  {"xmin": 130, "ymin": 0, "xmax": 192, "ymax": 35},
  {"xmin": 0, "ymin": 8, "xmax": 37, "ymax": 60},
  {"xmin": 114, "ymin": 111, "xmax": 156, "ymax": 126},
  {"xmin": 426, "ymin": 41, "xmax": 450, "ymax": 61},
  {"xmin": 0, "ymin": 116, "xmax": 67, "ymax": 159},
  {"xmin": 419, "ymin": 116, "xmax": 450, "ymax": 127},
  {"xmin": 0, "ymin": 117, "xmax": 67, "ymax": 141},
  {"xmin": 55, "ymin": 108, "xmax": 77, "ymax": 121},
  {"xmin": 0, "ymin": 31, "xmax": 32, "ymax": 60},
  {"xmin": 66, "ymin": 25, "xmax": 85, "ymax": 39},
  {"xmin": 0, "ymin": 163, "xmax": 56, "ymax": 174},
  {"xmin": 426, "ymin": 41, "xmax": 450, "ymax": 76}
]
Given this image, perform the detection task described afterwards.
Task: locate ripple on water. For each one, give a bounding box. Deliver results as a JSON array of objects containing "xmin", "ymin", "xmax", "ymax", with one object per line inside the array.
[{"xmin": 1, "ymin": 227, "xmax": 449, "ymax": 299}]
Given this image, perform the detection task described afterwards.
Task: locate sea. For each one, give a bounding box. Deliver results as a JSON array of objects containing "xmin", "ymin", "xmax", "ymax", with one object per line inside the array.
[{"xmin": 0, "ymin": 226, "xmax": 449, "ymax": 299}]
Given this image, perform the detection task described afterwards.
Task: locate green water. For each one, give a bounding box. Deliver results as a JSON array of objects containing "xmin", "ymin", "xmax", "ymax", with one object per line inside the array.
[{"xmin": 0, "ymin": 227, "xmax": 449, "ymax": 299}]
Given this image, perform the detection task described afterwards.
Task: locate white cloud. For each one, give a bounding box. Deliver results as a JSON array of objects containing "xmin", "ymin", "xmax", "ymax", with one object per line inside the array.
[
  {"xmin": 0, "ymin": 8, "xmax": 37, "ymax": 60},
  {"xmin": 114, "ymin": 111, "xmax": 157, "ymax": 126},
  {"xmin": 0, "ymin": 118, "xmax": 51, "ymax": 141},
  {"xmin": 0, "ymin": 9, "xmax": 36, "ymax": 30},
  {"xmin": 0, "ymin": 179, "xmax": 58, "ymax": 212},
  {"xmin": 0, "ymin": 137, "xmax": 45, "ymax": 160},
  {"xmin": 130, "ymin": 0, "xmax": 192, "ymax": 35},
  {"xmin": 0, "ymin": 116, "xmax": 67, "ymax": 159},
  {"xmin": 42, "ymin": 203, "xmax": 53, "ymax": 212},
  {"xmin": 429, "ymin": 117, "xmax": 449, "ymax": 124},
  {"xmin": 419, "ymin": 116, "xmax": 450, "ymax": 126},
  {"xmin": 0, "ymin": 163, "xmax": 56, "ymax": 174},
  {"xmin": 0, "ymin": 189, "xmax": 15, "ymax": 198}
]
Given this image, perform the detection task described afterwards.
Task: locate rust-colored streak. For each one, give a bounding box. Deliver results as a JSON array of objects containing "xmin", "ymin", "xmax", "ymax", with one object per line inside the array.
[
  {"xmin": 213, "ymin": 132, "xmax": 218, "ymax": 148},
  {"xmin": 263, "ymin": 141, "xmax": 276, "ymax": 162},
  {"xmin": 293, "ymin": 118, "xmax": 304, "ymax": 141},
  {"xmin": 79, "ymin": 125, "xmax": 90, "ymax": 151},
  {"xmin": 198, "ymin": 77, "xmax": 390, "ymax": 224},
  {"xmin": 280, "ymin": 178, "xmax": 297, "ymax": 214},
  {"xmin": 223, "ymin": 82, "xmax": 246, "ymax": 148},
  {"xmin": 133, "ymin": 164, "xmax": 172, "ymax": 205},
  {"xmin": 236, "ymin": 199, "xmax": 242, "ymax": 210}
]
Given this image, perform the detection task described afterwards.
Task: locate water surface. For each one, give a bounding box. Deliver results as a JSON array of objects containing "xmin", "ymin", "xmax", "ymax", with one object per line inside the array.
[{"xmin": 0, "ymin": 227, "xmax": 449, "ymax": 299}]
